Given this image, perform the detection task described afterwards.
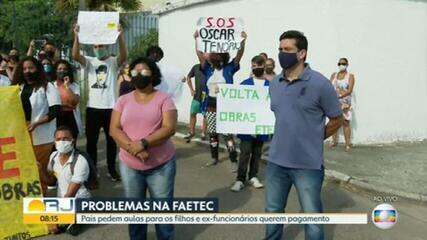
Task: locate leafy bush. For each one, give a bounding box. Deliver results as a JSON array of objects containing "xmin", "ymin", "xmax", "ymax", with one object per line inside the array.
[{"xmin": 128, "ymin": 29, "xmax": 159, "ymax": 61}]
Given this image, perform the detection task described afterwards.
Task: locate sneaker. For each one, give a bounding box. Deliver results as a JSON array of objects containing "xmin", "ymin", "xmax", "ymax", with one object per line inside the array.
[
  {"xmin": 248, "ymin": 177, "xmax": 264, "ymax": 189},
  {"xmin": 200, "ymin": 133, "xmax": 207, "ymax": 141},
  {"xmin": 108, "ymin": 171, "xmax": 121, "ymax": 182},
  {"xmin": 184, "ymin": 132, "xmax": 195, "ymax": 143},
  {"xmin": 230, "ymin": 162, "xmax": 238, "ymax": 173},
  {"xmin": 230, "ymin": 181, "xmax": 244, "ymax": 192},
  {"xmin": 206, "ymin": 158, "xmax": 218, "ymax": 167},
  {"xmin": 66, "ymin": 224, "xmax": 81, "ymax": 236}
]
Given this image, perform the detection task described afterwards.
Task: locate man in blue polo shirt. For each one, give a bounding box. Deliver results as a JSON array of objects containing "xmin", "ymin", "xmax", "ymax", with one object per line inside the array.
[{"xmin": 265, "ymin": 30, "xmax": 344, "ymax": 240}]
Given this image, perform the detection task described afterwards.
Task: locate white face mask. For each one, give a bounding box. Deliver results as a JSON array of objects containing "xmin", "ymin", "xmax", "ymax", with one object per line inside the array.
[
  {"xmin": 55, "ymin": 140, "xmax": 74, "ymax": 154},
  {"xmin": 338, "ymin": 65, "xmax": 347, "ymax": 72}
]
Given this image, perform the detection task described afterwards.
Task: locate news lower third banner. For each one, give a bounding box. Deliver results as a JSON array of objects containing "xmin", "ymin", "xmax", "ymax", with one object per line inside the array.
[{"xmin": 23, "ymin": 198, "xmax": 367, "ymax": 225}]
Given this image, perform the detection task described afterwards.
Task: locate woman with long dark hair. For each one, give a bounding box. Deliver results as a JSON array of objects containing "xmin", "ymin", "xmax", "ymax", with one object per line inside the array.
[
  {"xmin": 53, "ymin": 60, "xmax": 83, "ymax": 139},
  {"xmin": 12, "ymin": 56, "xmax": 61, "ymax": 194}
]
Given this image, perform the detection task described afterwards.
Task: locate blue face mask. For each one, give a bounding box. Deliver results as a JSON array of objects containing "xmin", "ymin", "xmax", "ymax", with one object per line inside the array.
[
  {"xmin": 43, "ymin": 64, "xmax": 53, "ymax": 73},
  {"xmin": 278, "ymin": 52, "xmax": 299, "ymax": 70}
]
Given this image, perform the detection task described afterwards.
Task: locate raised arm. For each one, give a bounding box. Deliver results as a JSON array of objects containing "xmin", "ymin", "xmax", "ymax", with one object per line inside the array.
[
  {"xmin": 117, "ymin": 25, "xmax": 127, "ymax": 67},
  {"xmin": 27, "ymin": 40, "xmax": 35, "ymax": 57},
  {"xmin": 72, "ymin": 24, "xmax": 86, "ymax": 66},
  {"xmin": 61, "ymin": 78, "xmax": 80, "ymax": 108},
  {"xmin": 194, "ymin": 30, "xmax": 206, "ymax": 66},
  {"xmin": 234, "ymin": 31, "xmax": 247, "ymax": 65}
]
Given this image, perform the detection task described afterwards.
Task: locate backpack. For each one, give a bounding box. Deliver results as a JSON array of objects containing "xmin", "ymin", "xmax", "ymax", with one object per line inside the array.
[{"xmin": 50, "ymin": 149, "xmax": 98, "ymax": 190}]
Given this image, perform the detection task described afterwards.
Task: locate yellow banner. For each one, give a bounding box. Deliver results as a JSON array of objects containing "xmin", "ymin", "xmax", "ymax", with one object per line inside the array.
[{"xmin": 0, "ymin": 86, "xmax": 48, "ymax": 239}]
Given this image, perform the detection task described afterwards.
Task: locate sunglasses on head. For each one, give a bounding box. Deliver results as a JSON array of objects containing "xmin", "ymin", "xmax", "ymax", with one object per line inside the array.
[{"xmin": 338, "ymin": 63, "xmax": 347, "ymax": 66}]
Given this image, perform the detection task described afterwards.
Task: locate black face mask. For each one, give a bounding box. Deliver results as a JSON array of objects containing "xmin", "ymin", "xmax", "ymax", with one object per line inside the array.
[
  {"xmin": 24, "ymin": 72, "xmax": 38, "ymax": 84},
  {"xmin": 252, "ymin": 68, "xmax": 265, "ymax": 78},
  {"xmin": 131, "ymin": 74, "xmax": 152, "ymax": 90},
  {"xmin": 265, "ymin": 67, "xmax": 274, "ymax": 74},
  {"xmin": 278, "ymin": 52, "xmax": 299, "ymax": 70}
]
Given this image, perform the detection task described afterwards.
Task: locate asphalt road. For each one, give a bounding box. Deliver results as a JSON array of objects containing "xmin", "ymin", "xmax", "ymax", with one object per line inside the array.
[{"xmin": 38, "ymin": 138, "xmax": 427, "ymax": 240}]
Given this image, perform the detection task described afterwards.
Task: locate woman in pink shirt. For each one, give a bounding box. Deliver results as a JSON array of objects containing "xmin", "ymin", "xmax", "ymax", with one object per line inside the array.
[{"xmin": 110, "ymin": 57, "xmax": 177, "ymax": 240}]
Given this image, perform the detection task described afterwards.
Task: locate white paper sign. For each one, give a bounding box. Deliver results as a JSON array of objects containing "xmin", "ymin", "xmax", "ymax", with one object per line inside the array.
[
  {"xmin": 216, "ymin": 84, "xmax": 275, "ymax": 135},
  {"xmin": 196, "ymin": 17, "xmax": 244, "ymax": 53},
  {"xmin": 77, "ymin": 11, "xmax": 120, "ymax": 45},
  {"xmin": 156, "ymin": 61, "xmax": 185, "ymax": 102}
]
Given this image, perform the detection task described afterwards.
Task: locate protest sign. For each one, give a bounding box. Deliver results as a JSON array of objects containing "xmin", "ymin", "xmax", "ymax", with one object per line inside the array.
[
  {"xmin": 196, "ymin": 17, "xmax": 244, "ymax": 53},
  {"xmin": 156, "ymin": 61, "xmax": 186, "ymax": 102},
  {"xmin": 216, "ymin": 84, "xmax": 275, "ymax": 135},
  {"xmin": 0, "ymin": 87, "xmax": 48, "ymax": 239},
  {"xmin": 77, "ymin": 11, "xmax": 120, "ymax": 45}
]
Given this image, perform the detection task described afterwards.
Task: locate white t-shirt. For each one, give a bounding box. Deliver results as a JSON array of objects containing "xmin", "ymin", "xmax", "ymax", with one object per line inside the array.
[
  {"xmin": 207, "ymin": 69, "xmax": 225, "ymax": 97},
  {"xmin": 20, "ymin": 82, "xmax": 61, "ymax": 146},
  {"xmin": 83, "ymin": 56, "xmax": 119, "ymax": 109},
  {"xmin": 253, "ymin": 78, "xmax": 266, "ymax": 87},
  {"xmin": 0, "ymin": 75, "xmax": 10, "ymax": 87},
  {"xmin": 48, "ymin": 150, "xmax": 91, "ymax": 198}
]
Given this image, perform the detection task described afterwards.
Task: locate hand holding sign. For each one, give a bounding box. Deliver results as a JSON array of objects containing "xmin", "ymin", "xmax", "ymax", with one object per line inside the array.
[
  {"xmin": 196, "ymin": 17, "xmax": 245, "ymax": 53},
  {"xmin": 77, "ymin": 11, "xmax": 120, "ymax": 45}
]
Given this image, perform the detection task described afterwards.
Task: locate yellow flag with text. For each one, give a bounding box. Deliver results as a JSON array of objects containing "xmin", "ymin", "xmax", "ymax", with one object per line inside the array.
[{"xmin": 0, "ymin": 86, "xmax": 48, "ymax": 239}]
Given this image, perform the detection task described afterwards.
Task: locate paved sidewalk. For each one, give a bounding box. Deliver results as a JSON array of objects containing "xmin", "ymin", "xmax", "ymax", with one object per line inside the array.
[
  {"xmin": 177, "ymin": 124, "xmax": 427, "ymax": 202},
  {"xmin": 324, "ymin": 141, "xmax": 427, "ymax": 201},
  {"xmin": 38, "ymin": 137, "xmax": 427, "ymax": 240}
]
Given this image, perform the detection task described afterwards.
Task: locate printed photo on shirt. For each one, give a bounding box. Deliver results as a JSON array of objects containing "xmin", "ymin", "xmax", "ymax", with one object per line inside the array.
[{"xmin": 92, "ymin": 65, "xmax": 108, "ymax": 89}]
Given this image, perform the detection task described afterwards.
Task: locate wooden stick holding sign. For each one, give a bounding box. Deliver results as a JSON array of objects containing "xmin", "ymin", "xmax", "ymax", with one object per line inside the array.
[{"xmin": 196, "ymin": 17, "xmax": 245, "ymax": 53}]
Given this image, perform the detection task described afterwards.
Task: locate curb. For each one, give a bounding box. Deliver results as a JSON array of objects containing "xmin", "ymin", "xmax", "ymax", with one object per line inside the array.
[{"xmin": 174, "ymin": 132, "xmax": 427, "ymax": 203}]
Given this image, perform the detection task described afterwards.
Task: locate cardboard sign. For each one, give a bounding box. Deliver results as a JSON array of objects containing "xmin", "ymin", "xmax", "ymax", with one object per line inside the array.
[
  {"xmin": 196, "ymin": 17, "xmax": 244, "ymax": 53},
  {"xmin": 216, "ymin": 84, "xmax": 275, "ymax": 135},
  {"xmin": 77, "ymin": 11, "xmax": 120, "ymax": 45},
  {"xmin": 0, "ymin": 87, "xmax": 48, "ymax": 239}
]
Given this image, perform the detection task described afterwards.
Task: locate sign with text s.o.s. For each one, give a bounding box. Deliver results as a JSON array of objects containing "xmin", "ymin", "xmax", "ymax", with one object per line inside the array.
[
  {"xmin": 216, "ymin": 84, "xmax": 275, "ymax": 135},
  {"xmin": 0, "ymin": 87, "xmax": 48, "ymax": 239},
  {"xmin": 196, "ymin": 17, "xmax": 245, "ymax": 53}
]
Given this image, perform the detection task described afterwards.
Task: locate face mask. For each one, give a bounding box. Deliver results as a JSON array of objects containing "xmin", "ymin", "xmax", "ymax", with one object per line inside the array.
[
  {"xmin": 55, "ymin": 140, "xmax": 74, "ymax": 154},
  {"xmin": 131, "ymin": 73, "xmax": 152, "ymax": 90},
  {"xmin": 338, "ymin": 65, "xmax": 347, "ymax": 72},
  {"xmin": 252, "ymin": 68, "xmax": 264, "ymax": 78},
  {"xmin": 24, "ymin": 72, "xmax": 38, "ymax": 83},
  {"xmin": 43, "ymin": 64, "xmax": 53, "ymax": 73},
  {"xmin": 57, "ymin": 71, "xmax": 68, "ymax": 80},
  {"xmin": 38, "ymin": 53, "xmax": 46, "ymax": 60},
  {"xmin": 94, "ymin": 48, "xmax": 108, "ymax": 60},
  {"xmin": 46, "ymin": 51, "xmax": 55, "ymax": 58},
  {"xmin": 278, "ymin": 52, "xmax": 299, "ymax": 70},
  {"xmin": 265, "ymin": 67, "xmax": 274, "ymax": 74}
]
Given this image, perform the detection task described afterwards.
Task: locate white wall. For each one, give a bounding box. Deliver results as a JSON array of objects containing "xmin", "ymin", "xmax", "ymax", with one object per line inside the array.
[{"xmin": 157, "ymin": 0, "xmax": 427, "ymax": 144}]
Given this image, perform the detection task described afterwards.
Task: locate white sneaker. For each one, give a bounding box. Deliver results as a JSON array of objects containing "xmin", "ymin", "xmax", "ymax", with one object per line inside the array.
[
  {"xmin": 230, "ymin": 162, "xmax": 238, "ymax": 173},
  {"xmin": 230, "ymin": 181, "xmax": 244, "ymax": 192},
  {"xmin": 248, "ymin": 177, "xmax": 264, "ymax": 189}
]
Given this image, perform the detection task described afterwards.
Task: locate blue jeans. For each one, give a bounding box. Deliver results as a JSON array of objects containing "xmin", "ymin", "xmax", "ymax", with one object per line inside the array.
[
  {"xmin": 265, "ymin": 161, "xmax": 324, "ymax": 240},
  {"xmin": 120, "ymin": 157, "xmax": 176, "ymax": 240}
]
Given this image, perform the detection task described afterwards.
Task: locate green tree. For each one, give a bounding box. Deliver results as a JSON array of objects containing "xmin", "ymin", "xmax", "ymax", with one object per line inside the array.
[
  {"xmin": 0, "ymin": 0, "xmax": 76, "ymax": 55},
  {"xmin": 56, "ymin": 0, "xmax": 141, "ymax": 11},
  {"xmin": 128, "ymin": 29, "xmax": 158, "ymax": 61}
]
